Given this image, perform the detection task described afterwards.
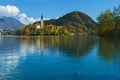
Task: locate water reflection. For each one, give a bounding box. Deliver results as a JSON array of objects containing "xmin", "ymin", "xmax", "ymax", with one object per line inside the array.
[
  {"xmin": 21, "ymin": 36, "xmax": 98, "ymax": 57},
  {"xmin": 0, "ymin": 37, "xmax": 20, "ymax": 80},
  {"xmin": 1, "ymin": 36, "xmax": 120, "ymax": 80},
  {"xmin": 0, "ymin": 36, "xmax": 97, "ymax": 79},
  {"xmin": 98, "ymin": 38, "xmax": 115, "ymax": 61},
  {"xmin": 58, "ymin": 37, "xmax": 97, "ymax": 57},
  {"xmin": 98, "ymin": 38, "xmax": 120, "ymax": 67}
]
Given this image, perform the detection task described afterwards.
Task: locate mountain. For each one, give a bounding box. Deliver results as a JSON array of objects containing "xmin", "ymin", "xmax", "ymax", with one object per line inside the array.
[
  {"xmin": 45, "ymin": 11, "xmax": 96, "ymax": 29},
  {"xmin": 0, "ymin": 17, "xmax": 24, "ymax": 30}
]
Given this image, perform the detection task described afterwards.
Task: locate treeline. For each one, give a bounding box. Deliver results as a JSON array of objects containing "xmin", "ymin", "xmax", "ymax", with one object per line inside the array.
[
  {"xmin": 14, "ymin": 24, "xmax": 71, "ymax": 35},
  {"xmin": 97, "ymin": 5, "xmax": 120, "ymax": 37},
  {"xmin": 14, "ymin": 24, "xmax": 89, "ymax": 36}
]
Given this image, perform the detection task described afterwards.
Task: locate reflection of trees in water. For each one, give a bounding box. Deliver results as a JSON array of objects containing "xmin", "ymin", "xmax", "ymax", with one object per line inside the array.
[
  {"xmin": 98, "ymin": 38, "xmax": 115, "ymax": 61},
  {"xmin": 98, "ymin": 38, "xmax": 120, "ymax": 67},
  {"xmin": 0, "ymin": 36, "xmax": 97, "ymax": 58},
  {"xmin": 19, "ymin": 36, "xmax": 97, "ymax": 58},
  {"xmin": 58, "ymin": 37, "xmax": 97, "ymax": 57},
  {"xmin": 113, "ymin": 39, "xmax": 120, "ymax": 68}
]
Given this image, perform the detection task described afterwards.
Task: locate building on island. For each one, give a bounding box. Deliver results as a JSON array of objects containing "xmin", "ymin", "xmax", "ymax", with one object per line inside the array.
[
  {"xmin": 34, "ymin": 14, "xmax": 44, "ymax": 29},
  {"xmin": 34, "ymin": 22, "xmax": 41, "ymax": 29}
]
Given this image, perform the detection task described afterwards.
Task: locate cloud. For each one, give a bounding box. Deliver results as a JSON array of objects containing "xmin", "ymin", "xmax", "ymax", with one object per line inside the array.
[
  {"xmin": 0, "ymin": 5, "xmax": 20, "ymax": 17},
  {"xmin": 19, "ymin": 13, "xmax": 38, "ymax": 25},
  {"xmin": 0, "ymin": 5, "xmax": 50, "ymax": 25},
  {"xmin": 19, "ymin": 13, "xmax": 50, "ymax": 25},
  {"xmin": 19, "ymin": 13, "xmax": 27, "ymax": 18}
]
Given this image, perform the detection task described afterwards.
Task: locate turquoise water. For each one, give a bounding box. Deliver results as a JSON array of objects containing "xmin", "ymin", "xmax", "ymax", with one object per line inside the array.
[{"xmin": 0, "ymin": 36, "xmax": 120, "ymax": 80}]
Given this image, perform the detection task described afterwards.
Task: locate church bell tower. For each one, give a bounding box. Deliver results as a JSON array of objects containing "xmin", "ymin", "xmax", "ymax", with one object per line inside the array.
[{"xmin": 41, "ymin": 14, "xmax": 44, "ymax": 29}]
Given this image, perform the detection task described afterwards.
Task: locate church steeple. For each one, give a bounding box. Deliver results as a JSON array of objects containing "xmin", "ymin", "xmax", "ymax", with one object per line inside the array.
[
  {"xmin": 41, "ymin": 14, "xmax": 44, "ymax": 29},
  {"xmin": 41, "ymin": 14, "xmax": 43, "ymax": 20}
]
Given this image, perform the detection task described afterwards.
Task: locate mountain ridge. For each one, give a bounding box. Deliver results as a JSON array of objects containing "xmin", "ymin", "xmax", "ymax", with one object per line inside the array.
[
  {"xmin": 0, "ymin": 16, "xmax": 25, "ymax": 30},
  {"xmin": 45, "ymin": 11, "xmax": 96, "ymax": 29}
]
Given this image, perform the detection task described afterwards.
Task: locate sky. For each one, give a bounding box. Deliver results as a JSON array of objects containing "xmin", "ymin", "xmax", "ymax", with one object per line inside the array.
[{"xmin": 0, "ymin": 0, "xmax": 120, "ymax": 25}]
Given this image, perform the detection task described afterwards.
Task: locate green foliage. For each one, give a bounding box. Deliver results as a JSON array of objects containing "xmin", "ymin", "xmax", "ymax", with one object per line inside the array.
[
  {"xmin": 14, "ymin": 24, "xmax": 70, "ymax": 36},
  {"xmin": 97, "ymin": 4, "xmax": 120, "ymax": 37},
  {"xmin": 113, "ymin": 4, "xmax": 120, "ymax": 34},
  {"xmin": 61, "ymin": 27, "xmax": 70, "ymax": 35},
  {"xmin": 97, "ymin": 10, "xmax": 114, "ymax": 36}
]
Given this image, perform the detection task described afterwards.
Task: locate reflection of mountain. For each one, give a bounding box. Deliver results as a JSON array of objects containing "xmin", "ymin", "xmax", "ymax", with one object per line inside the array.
[
  {"xmin": 0, "ymin": 36, "xmax": 20, "ymax": 53},
  {"xmin": 18, "ymin": 36, "xmax": 97, "ymax": 58},
  {"xmin": 1, "ymin": 36, "xmax": 120, "ymax": 79},
  {"xmin": 0, "ymin": 36, "xmax": 97, "ymax": 79}
]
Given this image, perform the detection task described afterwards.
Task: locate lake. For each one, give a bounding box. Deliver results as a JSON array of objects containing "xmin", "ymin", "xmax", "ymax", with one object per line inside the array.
[{"xmin": 0, "ymin": 36, "xmax": 120, "ymax": 80}]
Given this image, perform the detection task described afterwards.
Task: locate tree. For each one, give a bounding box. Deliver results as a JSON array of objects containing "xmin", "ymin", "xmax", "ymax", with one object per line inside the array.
[
  {"xmin": 97, "ymin": 10, "xmax": 114, "ymax": 36},
  {"xmin": 113, "ymin": 4, "xmax": 120, "ymax": 34}
]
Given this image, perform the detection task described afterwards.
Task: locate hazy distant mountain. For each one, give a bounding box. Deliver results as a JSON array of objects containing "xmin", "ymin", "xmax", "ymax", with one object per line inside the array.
[
  {"xmin": 0, "ymin": 17, "xmax": 24, "ymax": 30},
  {"xmin": 45, "ymin": 11, "xmax": 96, "ymax": 28}
]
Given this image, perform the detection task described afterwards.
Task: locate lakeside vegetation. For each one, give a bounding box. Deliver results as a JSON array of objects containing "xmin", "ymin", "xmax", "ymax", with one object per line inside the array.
[{"xmin": 14, "ymin": 24, "xmax": 71, "ymax": 35}]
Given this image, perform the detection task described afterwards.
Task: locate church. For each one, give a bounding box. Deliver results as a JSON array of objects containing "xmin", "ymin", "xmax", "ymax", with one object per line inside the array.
[{"xmin": 34, "ymin": 15, "xmax": 44, "ymax": 29}]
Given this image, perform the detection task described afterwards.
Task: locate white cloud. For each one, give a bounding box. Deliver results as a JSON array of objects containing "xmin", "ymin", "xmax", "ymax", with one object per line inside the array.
[
  {"xmin": 19, "ymin": 13, "xmax": 27, "ymax": 18},
  {"xmin": 44, "ymin": 18, "xmax": 50, "ymax": 20},
  {"xmin": 0, "ymin": 5, "xmax": 20, "ymax": 17},
  {"xmin": 56, "ymin": 17, "xmax": 59, "ymax": 19},
  {"xmin": 19, "ymin": 13, "xmax": 50, "ymax": 25},
  {"xmin": 28, "ymin": 17, "xmax": 36, "ymax": 23},
  {"xmin": 0, "ymin": 5, "xmax": 50, "ymax": 25},
  {"xmin": 19, "ymin": 13, "xmax": 37, "ymax": 25}
]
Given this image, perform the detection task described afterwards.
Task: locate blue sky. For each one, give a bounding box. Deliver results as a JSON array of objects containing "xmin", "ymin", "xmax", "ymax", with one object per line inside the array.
[{"xmin": 0, "ymin": 0, "xmax": 120, "ymax": 24}]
